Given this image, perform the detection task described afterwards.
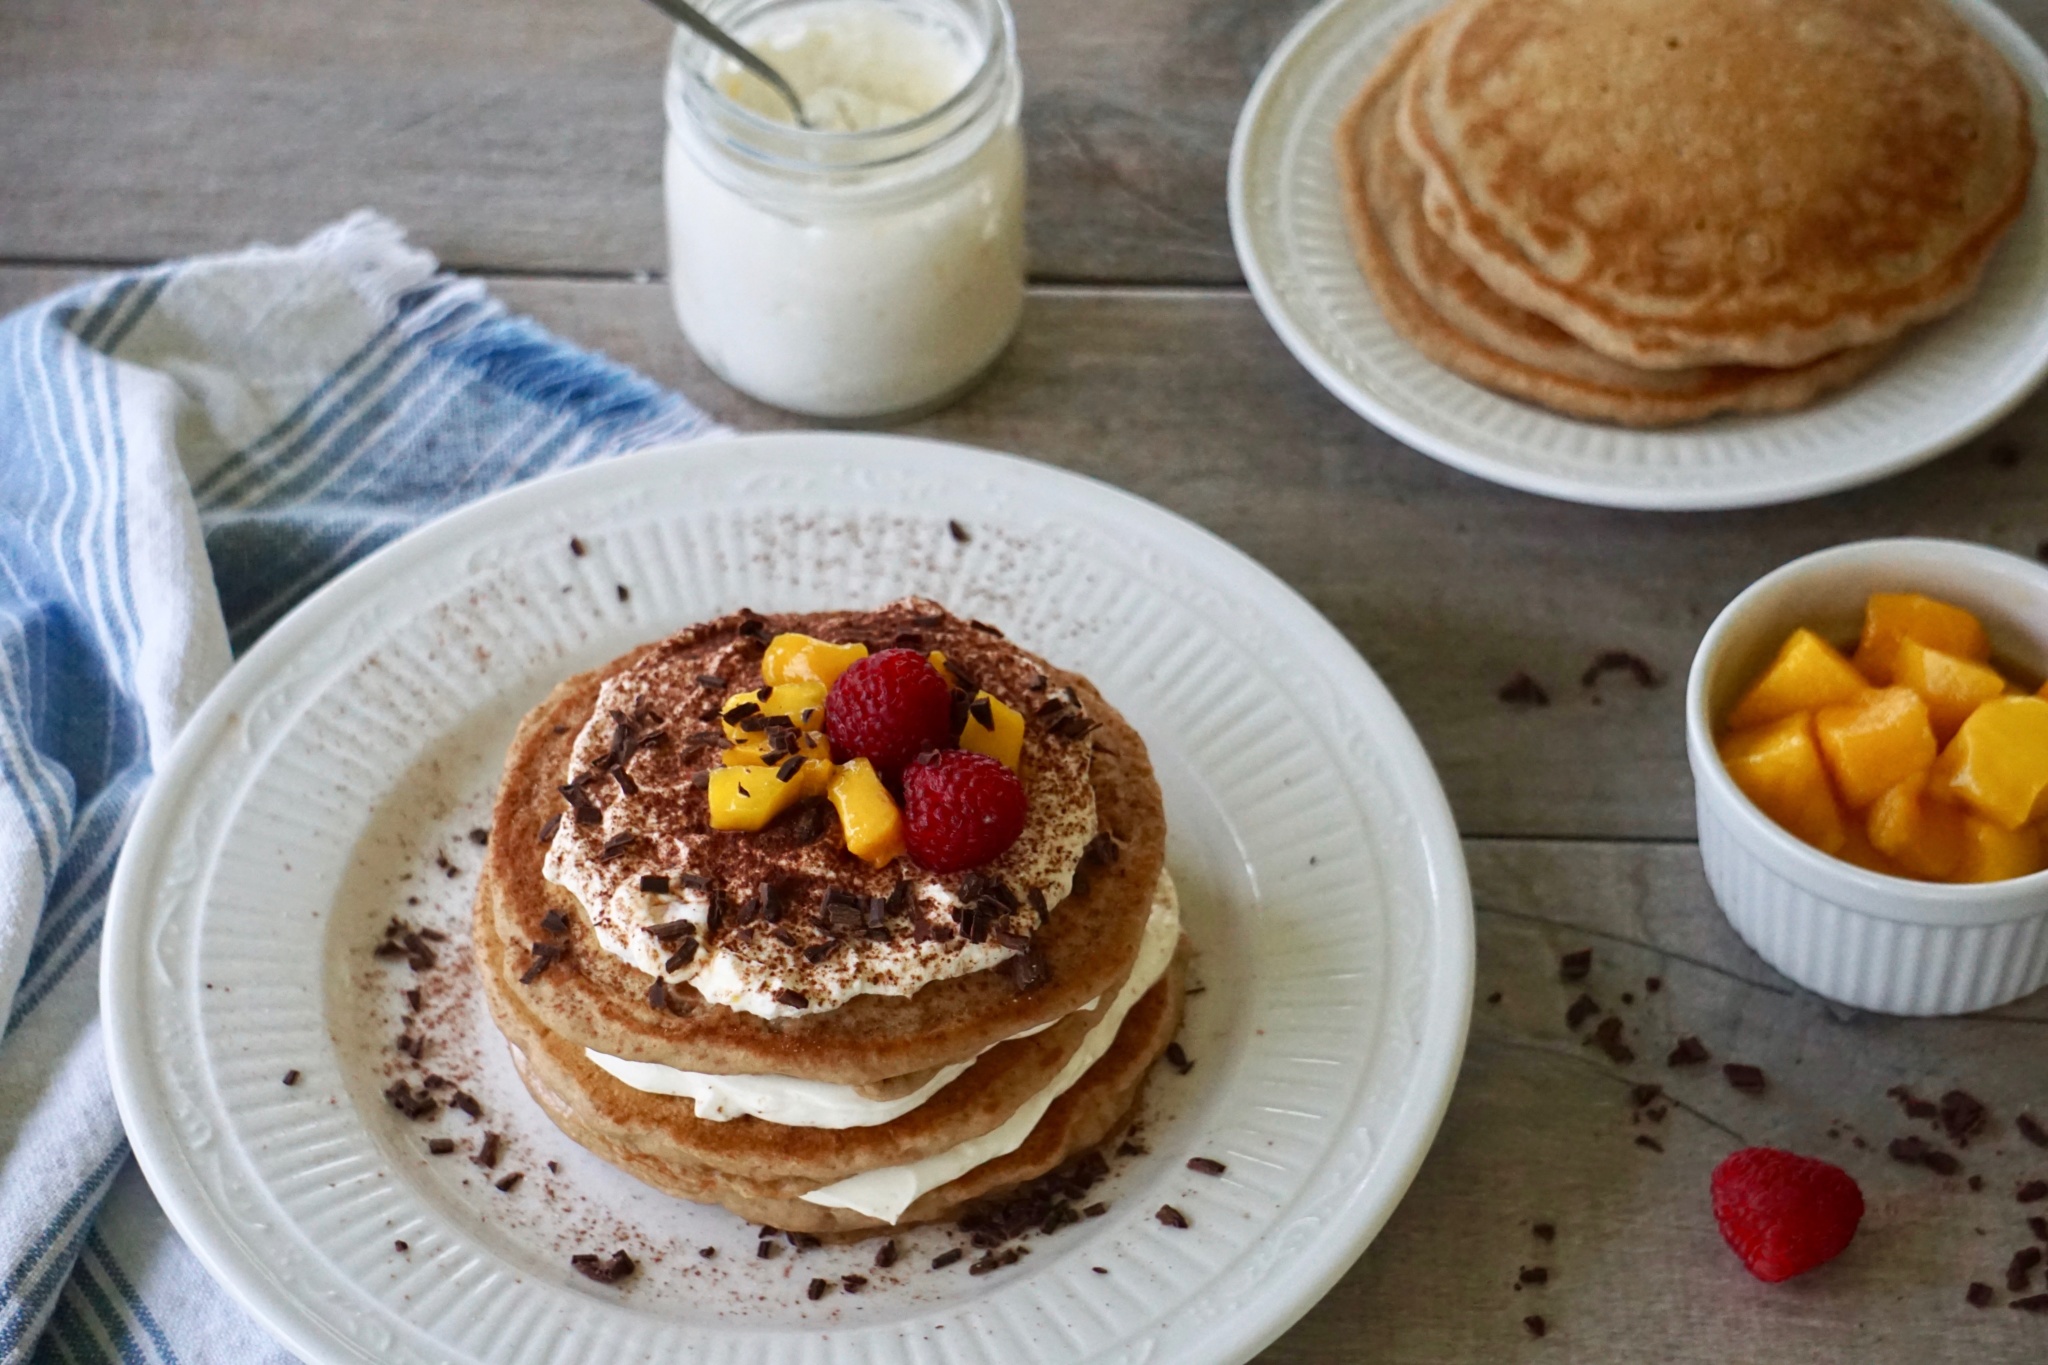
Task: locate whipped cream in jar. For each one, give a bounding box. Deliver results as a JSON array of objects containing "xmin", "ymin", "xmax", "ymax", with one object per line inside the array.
[{"xmin": 663, "ymin": 0, "xmax": 1025, "ymax": 418}]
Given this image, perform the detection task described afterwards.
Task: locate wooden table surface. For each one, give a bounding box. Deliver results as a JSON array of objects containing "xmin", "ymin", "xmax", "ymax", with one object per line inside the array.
[{"xmin": 8, "ymin": 0, "xmax": 2048, "ymax": 1358}]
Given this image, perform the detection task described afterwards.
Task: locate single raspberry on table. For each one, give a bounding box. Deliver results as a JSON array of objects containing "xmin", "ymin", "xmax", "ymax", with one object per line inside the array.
[
  {"xmin": 901, "ymin": 750, "xmax": 1028, "ymax": 873},
  {"xmin": 826, "ymin": 649, "xmax": 955, "ymax": 777},
  {"xmin": 1711, "ymin": 1147, "xmax": 1864, "ymax": 1283}
]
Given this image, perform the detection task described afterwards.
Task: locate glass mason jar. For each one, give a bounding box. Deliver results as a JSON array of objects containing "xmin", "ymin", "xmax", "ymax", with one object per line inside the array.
[{"xmin": 663, "ymin": 0, "xmax": 1026, "ymax": 419}]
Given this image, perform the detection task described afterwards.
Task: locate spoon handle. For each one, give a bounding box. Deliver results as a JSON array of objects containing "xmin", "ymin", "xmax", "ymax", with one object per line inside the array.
[{"xmin": 644, "ymin": 0, "xmax": 811, "ymax": 128}]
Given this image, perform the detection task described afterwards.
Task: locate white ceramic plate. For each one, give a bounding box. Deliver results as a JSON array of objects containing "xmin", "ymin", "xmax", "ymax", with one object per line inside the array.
[
  {"xmin": 1230, "ymin": 0, "xmax": 2048, "ymax": 510},
  {"xmin": 104, "ymin": 434, "xmax": 1473, "ymax": 1365}
]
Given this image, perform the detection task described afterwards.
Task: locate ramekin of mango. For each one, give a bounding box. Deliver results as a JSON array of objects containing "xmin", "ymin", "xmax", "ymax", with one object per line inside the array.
[{"xmin": 1687, "ymin": 540, "xmax": 2048, "ymax": 1017}]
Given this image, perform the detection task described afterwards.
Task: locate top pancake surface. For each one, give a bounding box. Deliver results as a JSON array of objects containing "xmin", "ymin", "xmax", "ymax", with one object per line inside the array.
[
  {"xmin": 479, "ymin": 602, "xmax": 1166, "ymax": 1085},
  {"xmin": 1402, "ymin": 0, "xmax": 2035, "ymax": 368}
]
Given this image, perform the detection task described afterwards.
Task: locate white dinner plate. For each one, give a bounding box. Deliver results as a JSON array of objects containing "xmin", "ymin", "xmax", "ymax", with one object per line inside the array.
[
  {"xmin": 1229, "ymin": 0, "xmax": 2048, "ymax": 510},
  {"xmin": 103, "ymin": 433, "xmax": 1473, "ymax": 1365}
]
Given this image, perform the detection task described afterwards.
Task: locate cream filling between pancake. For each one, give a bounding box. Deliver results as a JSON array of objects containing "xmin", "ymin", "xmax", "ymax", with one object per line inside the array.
[
  {"xmin": 580, "ymin": 1008, "xmax": 1084, "ymax": 1128},
  {"xmin": 798, "ymin": 870, "xmax": 1180, "ymax": 1224}
]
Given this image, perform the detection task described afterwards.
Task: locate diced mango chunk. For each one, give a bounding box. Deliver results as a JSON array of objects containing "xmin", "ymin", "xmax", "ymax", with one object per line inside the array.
[
  {"xmin": 1866, "ymin": 772, "xmax": 1969, "ymax": 881},
  {"xmin": 761, "ymin": 633, "xmax": 868, "ymax": 688},
  {"xmin": 1814, "ymin": 687, "xmax": 1938, "ymax": 811},
  {"xmin": 1835, "ymin": 825, "xmax": 1907, "ymax": 878},
  {"xmin": 720, "ymin": 681, "xmax": 828, "ymax": 742},
  {"xmin": 959, "ymin": 691, "xmax": 1025, "ymax": 770},
  {"xmin": 1726, "ymin": 628, "xmax": 1870, "ymax": 730},
  {"xmin": 707, "ymin": 759, "xmax": 829, "ymax": 831},
  {"xmin": 1853, "ymin": 593, "xmax": 1990, "ymax": 685},
  {"xmin": 1893, "ymin": 640, "xmax": 2009, "ymax": 742},
  {"xmin": 1719, "ymin": 713, "xmax": 1850, "ymax": 854},
  {"xmin": 721, "ymin": 728, "xmax": 832, "ymax": 767},
  {"xmin": 1932, "ymin": 695, "xmax": 2048, "ymax": 830},
  {"xmin": 1956, "ymin": 815, "xmax": 2045, "ymax": 883},
  {"xmin": 827, "ymin": 758, "xmax": 906, "ymax": 866}
]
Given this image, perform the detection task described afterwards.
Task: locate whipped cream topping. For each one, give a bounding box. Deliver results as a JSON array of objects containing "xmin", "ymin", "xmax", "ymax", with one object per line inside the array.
[
  {"xmin": 799, "ymin": 871, "xmax": 1180, "ymax": 1224},
  {"xmin": 541, "ymin": 602, "xmax": 1101, "ymax": 1018},
  {"xmin": 582, "ymin": 1009, "xmax": 1077, "ymax": 1128}
]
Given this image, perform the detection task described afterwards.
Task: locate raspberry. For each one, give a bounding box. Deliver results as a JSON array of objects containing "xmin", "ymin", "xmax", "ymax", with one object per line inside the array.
[
  {"xmin": 825, "ymin": 649, "xmax": 955, "ymax": 777},
  {"xmin": 1711, "ymin": 1147, "xmax": 1864, "ymax": 1283},
  {"xmin": 901, "ymin": 750, "xmax": 1028, "ymax": 873}
]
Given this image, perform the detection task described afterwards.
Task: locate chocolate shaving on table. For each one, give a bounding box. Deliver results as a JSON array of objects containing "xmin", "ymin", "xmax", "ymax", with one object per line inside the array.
[
  {"xmin": 949, "ymin": 519, "xmax": 971, "ymax": 544},
  {"xmin": 1532, "ymin": 1223, "xmax": 1556, "ymax": 1242},
  {"xmin": 1496, "ymin": 672, "xmax": 1550, "ymax": 706},
  {"xmin": 2031, "ymin": 1217, "xmax": 2048, "ymax": 1243},
  {"xmin": 559, "ymin": 781, "xmax": 602, "ymax": 825},
  {"xmin": 1519, "ymin": 1266, "xmax": 1549, "ymax": 1285},
  {"xmin": 1565, "ymin": 994, "xmax": 1600, "ymax": 1030},
  {"xmin": 1887, "ymin": 1085, "xmax": 1939, "ymax": 1121},
  {"xmin": 615, "ymin": 584, "xmax": 630, "ymax": 602},
  {"xmin": 1723, "ymin": 1064, "xmax": 1767, "ymax": 1094},
  {"xmin": 495, "ymin": 1171, "xmax": 523, "ymax": 1193},
  {"xmin": 839, "ymin": 1274, "xmax": 868, "ymax": 1294},
  {"xmin": 520, "ymin": 941, "xmax": 563, "ymax": 984},
  {"xmin": 1667, "ymin": 1036, "xmax": 1711, "ymax": 1067},
  {"xmin": 2020, "ymin": 1181, "xmax": 2048, "ymax": 1204},
  {"xmin": 930, "ymin": 1249, "xmax": 963, "ymax": 1270},
  {"xmin": 1558, "ymin": 949, "xmax": 1592, "ymax": 981},
  {"xmin": 537, "ymin": 812, "xmax": 562, "ymax": 843},
  {"xmin": 1187, "ymin": 1157, "xmax": 1226, "ymax": 1176},
  {"xmin": 1968, "ymin": 1282, "xmax": 1996, "ymax": 1308},
  {"xmin": 1634, "ymin": 1136, "xmax": 1664, "ymax": 1153},
  {"xmin": 1165, "ymin": 1041, "xmax": 1193, "ymax": 1075},
  {"xmin": 874, "ymin": 1239, "xmax": 898, "ymax": 1269},
  {"xmin": 1629, "ymin": 1084, "xmax": 1663, "ymax": 1108},
  {"xmin": 1155, "ymin": 1205, "xmax": 1189, "ymax": 1229},
  {"xmin": 1940, "ymin": 1090, "xmax": 1989, "ymax": 1144},
  {"xmin": 570, "ymin": 1250, "xmax": 634, "ymax": 1284},
  {"xmin": 2016, "ymin": 1294, "xmax": 2048, "ymax": 1313},
  {"xmin": 427, "ymin": 1138, "xmax": 455, "ymax": 1155},
  {"xmin": 568, "ymin": 537, "xmax": 586, "ymax": 557},
  {"xmin": 540, "ymin": 909, "xmax": 569, "ymax": 935},
  {"xmin": 968, "ymin": 1248, "xmax": 1022, "ymax": 1275},
  {"xmin": 1581, "ymin": 650, "xmax": 1663, "ymax": 689},
  {"xmin": 281, "ymin": 1069, "xmax": 300, "ymax": 1087},
  {"xmin": 467, "ymin": 827, "xmax": 489, "ymax": 846},
  {"xmin": 1524, "ymin": 1316, "xmax": 1547, "ymax": 1338},
  {"xmin": 2019, "ymin": 1113, "xmax": 2048, "ymax": 1149},
  {"xmin": 806, "ymin": 1277, "xmax": 830, "ymax": 1300},
  {"xmin": 786, "ymin": 1230, "xmax": 821, "ymax": 1250},
  {"xmin": 1588, "ymin": 1017, "xmax": 1634, "ymax": 1065},
  {"xmin": 2009, "ymin": 1247, "xmax": 2043, "ymax": 1293},
  {"xmin": 472, "ymin": 1132, "xmax": 502, "ymax": 1169}
]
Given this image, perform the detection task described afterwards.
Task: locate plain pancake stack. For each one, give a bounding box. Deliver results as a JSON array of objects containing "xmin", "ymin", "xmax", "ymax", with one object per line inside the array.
[
  {"xmin": 473, "ymin": 602, "xmax": 1183, "ymax": 1235},
  {"xmin": 1335, "ymin": 0, "xmax": 2035, "ymax": 426}
]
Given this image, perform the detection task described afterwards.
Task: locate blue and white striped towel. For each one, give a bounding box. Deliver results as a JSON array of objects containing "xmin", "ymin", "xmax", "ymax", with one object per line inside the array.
[{"xmin": 0, "ymin": 212, "xmax": 719, "ymax": 1363}]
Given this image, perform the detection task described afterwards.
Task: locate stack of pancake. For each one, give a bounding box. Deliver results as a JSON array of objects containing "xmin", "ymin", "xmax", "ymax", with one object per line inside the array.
[
  {"xmin": 473, "ymin": 602, "xmax": 1183, "ymax": 1236},
  {"xmin": 1336, "ymin": 0, "xmax": 2035, "ymax": 426}
]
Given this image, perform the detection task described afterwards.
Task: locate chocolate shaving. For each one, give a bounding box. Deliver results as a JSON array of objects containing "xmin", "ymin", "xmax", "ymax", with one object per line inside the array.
[
  {"xmin": 638, "ymin": 873, "xmax": 670, "ymax": 895},
  {"xmin": 383, "ymin": 1080, "xmax": 437, "ymax": 1120},
  {"xmin": 1155, "ymin": 1205, "xmax": 1189, "ymax": 1229},
  {"xmin": 568, "ymin": 537, "xmax": 586, "ymax": 557},
  {"xmin": 427, "ymin": 1138, "xmax": 455, "ymax": 1155},
  {"xmin": 969, "ymin": 695, "xmax": 995, "ymax": 731},
  {"xmin": 931, "ymin": 1249, "xmax": 963, "ymax": 1269},
  {"xmin": 786, "ymin": 1230, "xmax": 821, "ymax": 1250},
  {"xmin": 597, "ymin": 831, "xmax": 640, "ymax": 861},
  {"xmin": 2020, "ymin": 1181, "xmax": 2048, "ymax": 1204},
  {"xmin": 2030, "ymin": 1216, "xmax": 2048, "ymax": 1243},
  {"xmin": 968, "ymin": 1248, "xmax": 1022, "ymax": 1275},
  {"xmin": 570, "ymin": 1250, "xmax": 634, "ymax": 1284},
  {"xmin": 949, "ymin": 519, "xmax": 971, "ymax": 544},
  {"xmin": 1519, "ymin": 1266, "xmax": 1549, "ymax": 1285},
  {"xmin": 1165, "ymin": 1041, "xmax": 1193, "ymax": 1075},
  {"xmin": 1581, "ymin": 649, "xmax": 1663, "ymax": 689},
  {"xmin": 2019, "ymin": 1113, "xmax": 2048, "ymax": 1149},
  {"xmin": 473, "ymin": 1131, "xmax": 502, "ymax": 1168},
  {"xmin": 1565, "ymin": 994, "xmax": 1601, "ymax": 1030},
  {"xmin": 450, "ymin": 1090, "xmax": 482, "ymax": 1120},
  {"xmin": 696, "ymin": 673, "xmax": 726, "ymax": 689},
  {"xmin": 1968, "ymin": 1282, "xmax": 1996, "ymax": 1308},
  {"xmin": 495, "ymin": 1171, "xmax": 523, "ymax": 1193},
  {"xmin": 1558, "ymin": 949, "xmax": 1592, "ymax": 982},
  {"xmin": 1588, "ymin": 1016, "xmax": 1634, "ymax": 1065},
  {"xmin": 1187, "ymin": 1157, "xmax": 1226, "ymax": 1176},
  {"xmin": 802, "ymin": 939, "xmax": 841, "ymax": 965},
  {"xmin": 1497, "ymin": 672, "xmax": 1550, "ymax": 706},
  {"xmin": 540, "ymin": 910, "xmax": 569, "ymax": 935},
  {"xmin": 776, "ymin": 754, "xmax": 805, "ymax": 783},
  {"xmin": 1005, "ymin": 945, "xmax": 1051, "ymax": 991},
  {"xmin": 2009, "ymin": 1247, "xmax": 2043, "ymax": 1293},
  {"xmin": 1524, "ymin": 1316, "xmax": 1547, "ymax": 1339},
  {"xmin": 1533, "ymin": 1223, "xmax": 1555, "ymax": 1242},
  {"xmin": 757, "ymin": 1240, "xmax": 778, "ymax": 1259},
  {"xmin": 1940, "ymin": 1090, "xmax": 1988, "ymax": 1144},
  {"xmin": 281, "ymin": 1069, "xmax": 300, "ymax": 1087},
  {"xmin": 537, "ymin": 812, "xmax": 562, "ymax": 843},
  {"xmin": 647, "ymin": 977, "xmax": 668, "ymax": 1011},
  {"xmin": 520, "ymin": 941, "xmax": 563, "ymax": 984},
  {"xmin": 559, "ymin": 781, "xmax": 602, "ymax": 825},
  {"xmin": 775, "ymin": 988, "xmax": 809, "ymax": 1010},
  {"xmin": 875, "ymin": 1239, "xmax": 898, "ymax": 1269},
  {"xmin": 840, "ymin": 1274, "xmax": 867, "ymax": 1294},
  {"xmin": 2016, "ymin": 1294, "xmax": 2048, "ymax": 1313},
  {"xmin": 1668, "ymin": 1036, "xmax": 1711, "ymax": 1067},
  {"xmin": 468, "ymin": 827, "xmax": 489, "ymax": 846},
  {"xmin": 807, "ymin": 1277, "xmax": 830, "ymax": 1300},
  {"xmin": 1723, "ymin": 1064, "xmax": 1767, "ymax": 1094},
  {"xmin": 647, "ymin": 917, "xmax": 697, "ymax": 941},
  {"xmin": 664, "ymin": 940, "xmax": 699, "ymax": 972},
  {"xmin": 1634, "ymin": 1136, "xmax": 1664, "ymax": 1153}
]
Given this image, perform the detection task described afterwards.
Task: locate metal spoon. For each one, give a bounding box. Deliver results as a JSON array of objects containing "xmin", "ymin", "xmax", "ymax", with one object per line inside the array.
[{"xmin": 642, "ymin": 0, "xmax": 812, "ymax": 128}]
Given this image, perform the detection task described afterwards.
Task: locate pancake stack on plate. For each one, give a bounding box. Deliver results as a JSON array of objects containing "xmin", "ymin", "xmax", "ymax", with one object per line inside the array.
[
  {"xmin": 473, "ymin": 600, "xmax": 1183, "ymax": 1235},
  {"xmin": 1335, "ymin": 0, "xmax": 2035, "ymax": 426}
]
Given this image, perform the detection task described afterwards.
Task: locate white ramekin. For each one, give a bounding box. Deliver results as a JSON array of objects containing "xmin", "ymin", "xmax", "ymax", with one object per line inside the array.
[{"xmin": 1687, "ymin": 538, "xmax": 2048, "ymax": 1016}]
